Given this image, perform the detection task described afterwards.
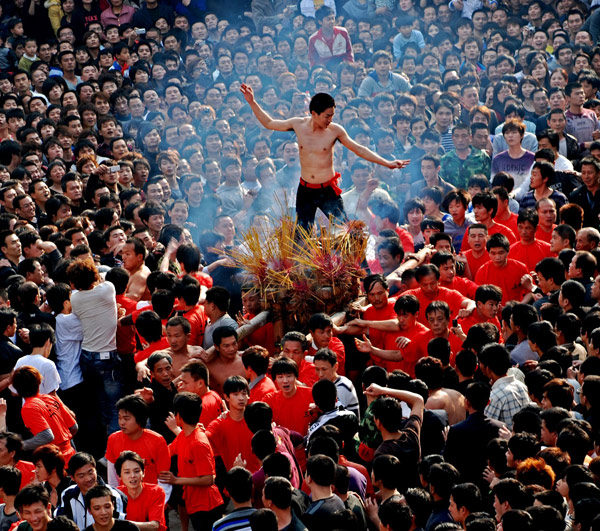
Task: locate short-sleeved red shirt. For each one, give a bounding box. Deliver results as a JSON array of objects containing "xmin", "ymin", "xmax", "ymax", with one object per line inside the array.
[
  {"xmin": 494, "ymin": 212, "xmax": 519, "ymax": 236},
  {"xmin": 403, "ymin": 287, "xmax": 466, "ymax": 325},
  {"xmin": 458, "ymin": 312, "xmax": 502, "ymax": 338},
  {"xmin": 249, "ymin": 376, "xmax": 277, "ymax": 403},
  {"xmin": 535, "ymin": 224, "xmax": 556, "ymax": 243},
  {"xmin": 116, "ymin": 294, "xmax": 138, "ymax": 355},
  {"xmin": 464, "ymin": 250, "xmax": 489, "ymax": 279},
  {"xmin": 363, "ymin": 299, "xmax": 398, "ymax": 350},
  {"xmin": 134, "ymin": 337, "xmax": 169, "ymax": 363},
  {"xmin": 439, "ymin": 277, "xmax": 478, "ymax": 299},
  {"xmin": 509, "ymin": 240, "xmax": 553, "ymax": 272},
  {"xmin": 182, "ymin": 305, "xmax": 207, "ymax": 347},
  {"xmin": 243, "ymin": 312, "xmax": 276, "ymax": 354},
  {"xmin": 422, "ymin": 329, "xmax": 464, "ymax": 365},
  {"xmin": 308, "ymin": 337, "xmax": 346, "ymax": 375},
  {"xmin": 200, "ymin": 390, "xmax": 224, "ymax": 428},
  {"xmin": 475, "ymin": 259, "xmax": 529, "ymax": 304},
  {"xmin": 118, "ymin": 483, "xmax": 166, "ymax": 531},
  {"xmin": 263, "ymin": 386, "xmax": 314, "ymax": 436},
  {"xmin": 461, "ymin": 223, "xmax": 517, "ymax": 252},
  {"xmin": 381, "ymin": 322, "xmax": 429, "ymax": 377},
  {"xmin": 106, "ymin": 429, "xmax": 170, "ymax": 485},
  {"xmin": 297, "ymin": 359, "xmax": 317, "ymax": 388},
  {"xmin": 168, "ymin": 426, "xmax": 223, "ymax": 513},
  {"xmin": 205, "ymin": 413, "xmax": 260, "ymax": 473},
  {"xmin": 22, "ymin": 394, "xmax": 76, "ymax": 464}
]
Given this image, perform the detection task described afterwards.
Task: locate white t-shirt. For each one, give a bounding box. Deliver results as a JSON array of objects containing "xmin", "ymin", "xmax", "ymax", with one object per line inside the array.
[
  {"xmin": 71, "ymin": 281, "xmax": 118, "ymax": 352},
  {"xmin": 10, "ymin": 354, "xmax": 60, "ymax": 394}
]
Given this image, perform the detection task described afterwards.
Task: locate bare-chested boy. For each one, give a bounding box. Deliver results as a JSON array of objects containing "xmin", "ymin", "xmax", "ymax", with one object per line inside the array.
[
  {"xmin": 240, "ymin": 85, "xmax": 410, "ymax": 229},
  {"xmin": 121, "ymin": 237, "xmax": 151, "ymax": 301}
]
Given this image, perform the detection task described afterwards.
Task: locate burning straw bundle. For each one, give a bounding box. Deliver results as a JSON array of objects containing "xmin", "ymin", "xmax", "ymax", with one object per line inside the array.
[{"xmin": 230, "ymin": 217, "xmax": 368, "ymax": 330}]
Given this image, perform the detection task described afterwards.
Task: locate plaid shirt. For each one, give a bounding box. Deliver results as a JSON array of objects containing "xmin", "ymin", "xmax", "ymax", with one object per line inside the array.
[{"xmin": 485, "ymin": 375, "xmax": 531, "ymax": 429}]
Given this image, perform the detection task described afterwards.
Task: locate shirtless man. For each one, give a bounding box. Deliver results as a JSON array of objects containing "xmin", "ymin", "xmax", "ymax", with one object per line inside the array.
[
  {"xmin": 121, "ymin": 238, "xmax": 151, "ymax": 301},
  {"xmin": 240, "ymin": 85, "xmax": 410, "ymax": 229},
  {"xmin": 415, "ymin": 357, "xmax": 466, "ymax": 425},
  {"xmin": 205, "ymin": 325, "xmax": 246, "ymax": 397},
  {"xmin": 159, "ymin": 316, "xmax": 206, "ymax": 376}
]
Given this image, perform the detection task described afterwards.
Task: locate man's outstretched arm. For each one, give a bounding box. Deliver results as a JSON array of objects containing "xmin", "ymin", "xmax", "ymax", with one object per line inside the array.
[
  {"xmin": 337, "ymin": 126, "xmax": 410, "ymax": 169},
  {"xmin": 240, "ymin": 84, "xmax": 297, "ymax": 132}
]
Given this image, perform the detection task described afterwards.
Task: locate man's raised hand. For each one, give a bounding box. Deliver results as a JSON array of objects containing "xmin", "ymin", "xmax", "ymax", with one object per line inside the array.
[
  {"xmin": 386, "ymin": 159, "xmax": 410, "ymax": 170},
  {"xmin": 240, "ymin": 84, "xmax": 255, "ymax": 104}
]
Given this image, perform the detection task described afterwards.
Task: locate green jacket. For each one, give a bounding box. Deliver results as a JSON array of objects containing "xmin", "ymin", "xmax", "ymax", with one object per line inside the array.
[{"xmin": 439, "ymin": 148, "xmax": 491, "ymax": 190}]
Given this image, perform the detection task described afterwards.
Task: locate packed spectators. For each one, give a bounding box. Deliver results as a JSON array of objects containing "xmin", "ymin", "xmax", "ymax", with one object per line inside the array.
[{"xmin": 0, "ymin": 1, "xmax": 599, "ymax": 531}]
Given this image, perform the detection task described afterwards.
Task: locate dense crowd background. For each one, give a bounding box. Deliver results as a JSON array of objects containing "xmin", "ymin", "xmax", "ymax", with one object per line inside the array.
[{"xmin": 0, "ymin": 0, "xmax": 599, "ymax": 531}]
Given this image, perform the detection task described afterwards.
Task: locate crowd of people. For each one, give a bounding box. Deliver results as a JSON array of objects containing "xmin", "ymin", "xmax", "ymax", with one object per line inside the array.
[{"xmin": 0, "ymin": 0, "xmax": 599, "ymax": 531}]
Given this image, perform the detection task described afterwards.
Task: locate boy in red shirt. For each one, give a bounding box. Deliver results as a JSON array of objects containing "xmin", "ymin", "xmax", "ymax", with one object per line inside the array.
[
  {"xmin": 159, "ymin": 392, "xmax": 224, "ymax": 531},
  {"xmin": 462, "ymin": 224, "xmax": 489, "ymax": 279},
  {"xmin": 175, "ymin": 360, "xmax": 224, "ymax": 428},
  {"xmin": 509, "ymin": 209, "xmax": 552, "ymax": 271},
  {"xmin": 280, "ymin": 331, "xmax": 316, "ymax": 388},
  {"xmin": 116, "ymin": 451, "xmax": 166, "ymax": 531},
  {"xmin": 133, "ymin": 311, "xmax": 169, "ymax": 364},
  {"xmin": 263, "ymin": 358, "xmax": 314, "ymax": 436},
  {"xmin": 12, "ymin": 367, "xmax": 77, "ymax": 465},
  {"xmin": 105, "ymin": 395, "xmax": 170, "ymax": 492},
  {"xmin": 460, "ymin": 191, "xmax": 517, "ymax": 252},
  {"xmin": 404, "ymin": 264, "xmax": 475, "ymax": 325},
  {"xmin": 307, "ymin": 314, "xmax": 346, "ymax": 375},
  {"xmin": 458, "ymin": 284, "xmax": 503, "ymax": 337},
  {"xmin": 238, "ymin": 286, "xmax": 275, "ymax": 354},
  {"xmin": 241, "ymin": 346, "xmax": 276, "ymax": 403},
  {"xmin": 174, "ymin": 277, "xmax": 206, "ymax": 347},
  {"xmin": 106, "ymin": 267, "xmax": 137, "ymax": 357},
  {"xmin": 475, "ymin": 233, "xmax": 530, "ymax": 304},
  {"xmin": 354, "ymin": 294, "xmax": 429, "ymax": 377},
  {"xmin": 205, "ymin": 376, "xmax": 260, "ymax": 473},
  {"xmin": 431, "ymin": 252, "xmax": 478, "ymax": 299},
  {"xmin": 423, "ymin": 301, "xmax": 464, "ymax": 362}
]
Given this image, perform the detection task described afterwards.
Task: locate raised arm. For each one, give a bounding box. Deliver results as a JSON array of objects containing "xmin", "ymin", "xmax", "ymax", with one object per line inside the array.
[
  {"xmin": 337, "ymin": 126, "xmax": 410, "ymax": 170},
  {"xmin": 240, "ymin": 84, "xmax": 298, "ymax": 132},
  {"xmin": 364, "ymin": 383, "xmax": 425, "ymax": 420}
]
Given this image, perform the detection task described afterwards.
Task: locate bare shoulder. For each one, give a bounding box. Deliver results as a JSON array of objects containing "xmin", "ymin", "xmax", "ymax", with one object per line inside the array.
[{"xmin": 330, "ymin": 122, "xmax": 349, "ymax": 139}]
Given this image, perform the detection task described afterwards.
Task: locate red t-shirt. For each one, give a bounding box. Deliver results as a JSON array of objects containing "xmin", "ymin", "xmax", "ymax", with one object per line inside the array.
[
  {"xmin": 422, "ymin": 329, "xmax": 464, "ymax": 365},
  {"xmin": 363, "ymin": 299, "xmax": 398, "ymax": 350},
  {"xmin": 536, "ymin": 224, "xmax": 556, "ymax": 243},
  {"xmin": 200, "ymin": 390, "xmax": 224, "ymax": 428},
  {"xmin": 182, "ymin": 305, "xmax": 207, "ymax": 347},
  {"xmin": 106, "ymin": 429, "xmax": 170, "ymax": 485},
  {"xmin": 439, "ymin": 276, "xmax": 478, "ymax": 299},
  {"xmin": 464, "ymin": 250, "xmax": 489, "ymax": 279},
  {"xmin": 134, "ymin": 337, "xmax": 170, "ymax": 363},
  {"xmin": 168, "ymin": 426, "xmax": 223, "ymax": 513},
  {"xmin": 394, "ymin": 227, "xmax": 415, "ymax": 254},
  {"xmin": 206, "ymin": 414, "xmax": 260, "ymax": 473},
  {"xmin": 403, "ymin": 287, "xmax": 466, "ymax": 325},
  {"xmin": 298, "ymin": 359, "xmax": 317, "ymax": 388},
  {"xmin": 494, "ymin": 212, "xmax": 519, "ymax": 236},
  {"xmin": 188, "ymin": 271, "xmax": 213, "ymax": 289},
  {"xmin": 249, "ymin": 376, "xmax": 277, "ymax": 403},
  {"xmin": 243, "ymin": 312, "xmax": 276, "ymax": 354},
  {"xmin": 118, "ymin": 483, "xmax": 166, "ymax": 531},
  {"xmin": 509, "ymin": 240, "xmax": 552, "ymax": 272},
  {"xmin": 475, "ymin": 259, "xmax": 529, "ymax": 304},
  {"xmin": 116, "ymin": 294, "xmax": 138, "ymax": 355},
  {"xmin": 308, "ymin": 337, "xmax": 346, "ymax": 375},
  {"xmin": 22, "ymin": 394, "xmax": 76, "ymax": 464},
  {"xmin": 461, "ymin": 223, "xmax": 516, "ymax": 252},
  {"xmin": 263, "ymin": 386, "xmax": 314, "ymax": 436},
  {"xmin": 458, "ymin": 312, "xmax": 502, "ymax": 338},
  {"xmin": 381, "ymin": 322, "xmax": 429, "ymax": 377},
  {"xmin": 15, "ymin": 461, "xmax": 35, "ymax": 490}
]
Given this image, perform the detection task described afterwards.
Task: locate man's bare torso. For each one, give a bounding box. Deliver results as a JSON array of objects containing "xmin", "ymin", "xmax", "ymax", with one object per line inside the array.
[
  {"xmin": 207, "ymin": 353, "xmax": 246, "ymax": 397},
  {"xmin": 426, "ymin": 388, "xmax": 467, "ymax": 425},
  {"xmin": 292, "ymin": 118, "xmax": 341, "ymax": 184}
]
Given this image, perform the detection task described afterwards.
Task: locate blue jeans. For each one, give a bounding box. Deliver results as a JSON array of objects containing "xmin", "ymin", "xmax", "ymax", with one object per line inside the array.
[{"xmin": 80, "ymin": 349, "xmax": 123, "ymax": 435}]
